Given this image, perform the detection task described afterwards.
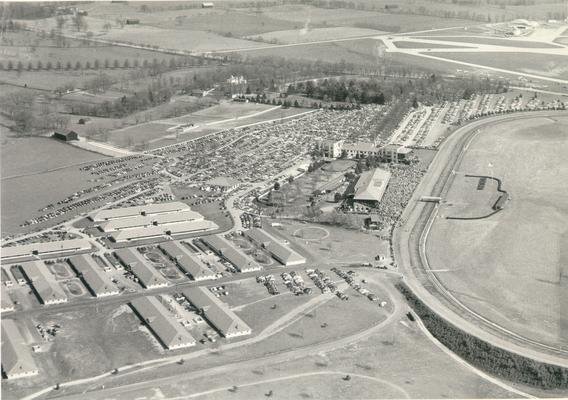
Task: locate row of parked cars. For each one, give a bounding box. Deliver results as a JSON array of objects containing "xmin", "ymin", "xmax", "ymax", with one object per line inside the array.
[{"xmin": 331, "ymin": 267, "xmax": 387, "ymax": 307}]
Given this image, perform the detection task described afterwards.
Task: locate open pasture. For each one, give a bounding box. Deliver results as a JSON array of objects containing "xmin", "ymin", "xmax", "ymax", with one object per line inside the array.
[
  {"xmin": 237, "ymin": 38, "xmax": 383, "ymax": 66},
  {"xmin": 427, "ymin": 51, "xmax": 568, "ymax": 79},
  {"xmin": 426, "ymin": 115, "xmax": 568, "ymax": 350},
  {"xmin": 151, "ymin": 11, "xmax": 300, "ymax": 37},
  {"xmin": 101, "ymin": 26, "xmax": 267, "ymax": 52},
  {"xmin": 261, "ymin": 4, "xmax": 477, "ymax": 33},
  {"xmin": 1, "ymin": 135, "xmax": 104, "ymax": 178},
  {"xmin": 248, "ymin": 27, "xmax": 384, "ymax": 44}
]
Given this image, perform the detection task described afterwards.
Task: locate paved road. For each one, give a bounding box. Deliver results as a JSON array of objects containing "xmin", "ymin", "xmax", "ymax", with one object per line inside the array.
[{"xmin": 393, "ymin": 110, "xmax": 568, "ymax": 368}]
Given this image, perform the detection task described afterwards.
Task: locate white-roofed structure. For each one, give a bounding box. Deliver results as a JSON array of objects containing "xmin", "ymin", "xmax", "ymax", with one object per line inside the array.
[
  {"xmin": 130, "ymin": 296, "xmax": 196, "ymax": 350},
  {"xmin": 1, "ymin": 288, "xmax": 15, "ymax": 312},
  {"xmin": 1, "ymin": 239, "xmax": 92, "ymax": 262},
  {"xmin": 1, "ymin": 319, "xmax": 39, "ymax": 379},
  {"xmin": 20, "ymin": 261, "xmax": 68, "ymax": 305},
  {"xmin": 114, "ymin": 248, "xmax": 168, "ymax": 289},
  {"xmin": 205, "ymin": 177, "xmax": 240, "ymax": 192},
  {"xmin": 68, "ymin": 255, "xmax": 119, "ymax": 297},
  {"xmin": 99, "ymin": 210, "xmax": 204, "ymax": 232},
  {"xmin": 91, "ymin": 202, "xmax": 190, "ymax": 222},
  {"xmin": 108, "ymin": 220, "xmax": 218, "ymax": 243},
  {"xmin": 351, "ymin": 168, "xmax": 391, "ymax": 213},
  {"xmin": 244, "ymin": 228, "xmax": 306, "ymax": 266},
  {"xmin": 158, "ymin": 241, "xmax": 216, "ymax": 281},
  {"xmin": 183, "ymin": 287, "xmax": 251, "ymax": 338},
  {"xmin": 200, "ymin": 236, "xmax": 261, "ymax": 273}
]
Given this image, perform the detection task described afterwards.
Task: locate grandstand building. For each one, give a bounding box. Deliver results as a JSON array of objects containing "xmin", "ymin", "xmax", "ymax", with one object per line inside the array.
[{"xmin": 350, "ymin": 168, "xmax": 391, "ymax": 213}]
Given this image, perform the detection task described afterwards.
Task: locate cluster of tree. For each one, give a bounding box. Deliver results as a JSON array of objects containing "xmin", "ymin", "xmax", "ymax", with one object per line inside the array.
[
  {"xmin": 0, "ymin": 90, "xmax": 70, "ymax": 134},
  {"xmin": 0, "ymin": 56, "xmax": 191, "ymax": 75},
  {"xmin": 0, "ymin": 3, "xmax": 58, "ymax": 20},
  {"xmin": 286, "ymin": 74, "xmax": 508, "ymax": 107},
  {"xmin": 396, "ymin": 282, "xmax": 568, "ymax": 389},
  {"xmin": 287, "ymin": 79, "xmax": 387, "ymax": 104}
]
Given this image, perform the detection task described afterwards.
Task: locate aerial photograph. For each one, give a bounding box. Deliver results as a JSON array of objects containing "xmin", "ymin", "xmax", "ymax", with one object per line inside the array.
[{"xmin": 0, "ymin": 0, "xmax": 567, "ymax": 399}]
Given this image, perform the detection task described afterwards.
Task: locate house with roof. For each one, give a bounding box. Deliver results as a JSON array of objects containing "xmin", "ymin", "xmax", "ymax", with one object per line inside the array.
[
  {"xmin": 114, "ymin": 248, "xmax": 168, "ymax": 289},
  {"xmin": 158, "ymin": 241, "xmax": 216, "ymax": 281},
  {"xmin": 20, "ymin": 261, "xmax": 68, "ymax": 305},
  {"xmin": 130, "ymin": 296, "xmax": 196, "ymax": 350},
  {"xmin": 200, "ymin": 236, "xmax": 262, "ymax": 273},
  {"xmin": 1, "ymin": 319, "xmax": 39, "ymax": 379},
  {"xmin": 68, "ymin": 255, "xmax": 119, "ymax": 297},
  {"xmin": 183, "ymin": 287, "xmax": 251, "ymax": 338},
  {"xmin": 244, "ymin": 228, "xmax": 306, "ymax": 266}
]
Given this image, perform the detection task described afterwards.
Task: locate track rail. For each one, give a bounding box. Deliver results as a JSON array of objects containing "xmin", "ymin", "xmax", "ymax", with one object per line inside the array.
[{"xmin": 397, "ymin": 111, "xmax": 568, "ymax": 363}]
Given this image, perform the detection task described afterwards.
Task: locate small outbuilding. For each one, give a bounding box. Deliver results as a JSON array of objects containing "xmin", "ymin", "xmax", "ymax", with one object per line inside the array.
[{"xmin": 52, "ymin": 129, "xmax": 78, "ymax": 142}]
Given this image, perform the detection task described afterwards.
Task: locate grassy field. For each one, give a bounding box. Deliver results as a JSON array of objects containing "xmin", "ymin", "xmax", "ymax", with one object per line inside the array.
[
  {"xmin": 427, "ymin": 115, "xmax": 568, "ymax": 350},
  {"xmin": 107, "ymin": 102, "xmax": 279, "ymax": 148},
  {"xmin": 259, "ymin": 4, "xmax": 477, "ymax": 33},
  {"xmin": 236, "ymin": 38, "xmax": 383, "ymax": 66},
  {"xmin": 0, "ymin": 135, "xmax": 104, "ymax": 177},
  {"xmin": 427, "ymin": 51, "xmax": 568, "ymax": 79},
  {"xmin": 393, "ymin": 40, "xmax": 470, "ymax": 49},
  {"xmin": 0, "ymin": 32, "xmax": 183, "ymax": 66},
  {"xmin": 414, "ymin": 36, "xmax": 564, "ymax": 48},
  {"xmin": 151, "ymin": 11, "xmax": 301, "ymax": 37},
  {"xmin": 248, "ymin": 27, "xmax": 383, "ymax": 44},
  {"xmin": 102, "ymin": 26, "xmax": 266, "ymax": 52}
]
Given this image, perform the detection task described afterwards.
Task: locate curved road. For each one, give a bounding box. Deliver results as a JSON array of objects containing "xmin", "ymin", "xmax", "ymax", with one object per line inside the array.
[{"xmin": 393, "ymin": 110, "xmax": 568, "ymax": 368}]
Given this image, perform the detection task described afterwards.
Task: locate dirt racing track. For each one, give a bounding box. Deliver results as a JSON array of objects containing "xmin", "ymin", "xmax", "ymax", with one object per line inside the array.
[{"xmin": 393, "ymin": 110, "xmax": 568, "ymax": 369}]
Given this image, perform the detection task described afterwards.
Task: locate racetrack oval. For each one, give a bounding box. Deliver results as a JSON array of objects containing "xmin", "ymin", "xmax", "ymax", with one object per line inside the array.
[{"xmin": 425, "ymin": 115, "xmax": 568, "ymax": 351}]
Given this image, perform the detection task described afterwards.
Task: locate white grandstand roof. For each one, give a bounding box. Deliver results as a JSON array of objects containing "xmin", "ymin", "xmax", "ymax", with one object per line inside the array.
[{"xmin": 353, "ymin": 168, "xmax": 391, "ymax": 203}]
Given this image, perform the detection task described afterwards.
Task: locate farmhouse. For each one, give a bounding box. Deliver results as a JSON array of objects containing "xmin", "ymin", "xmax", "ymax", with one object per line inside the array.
[
  {"xmin": 158, "ymin": 241, "xmax": 216, "ymax": 281},
  {"xmin": 183, "ymin": 287, "xmax": 251, "ymax": 338},
  {"xmin": 0, "ymin": 239, "xmax": 92, "ymax": 262},
  {"xmin": 1, "ymin": 289, "xmax": 15, "ymax": 313},
  {"xmin": 351, "ymin": 168, "xmax": 391, "ymax": 213},
  {"xmin": 20, "ymin": 261, "xmax": 68, "ymax": 305},
  {"xmin": 201, "ymin": 236, "xmax": 262, "ymax": 273},
  {"xmin": 68, "ymin": 255, "xmax": 119, "ymax": 297},
  {"xmin": 114, "ymin": 248, "xmax": 168, "ymax": 289},
  {"xmin": 52, "ymin": 129, "xmax": 79, "ymax": 142},
  {"xmin": 1, "ymin": 319, "xmax": 39, "ymax": 380},
  {"xmin": 130, "ymin": 296, "xmax": 196, "ymax": 350},
  {"xmin": 244, "ymin": 228, "xmax": 306, "ymax": 266}
]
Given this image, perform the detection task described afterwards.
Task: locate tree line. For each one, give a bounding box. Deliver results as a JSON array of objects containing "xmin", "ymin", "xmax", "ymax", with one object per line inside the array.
[{"xmin": 396, "ymin": 282, "xmax": 568, "ymax": 389}]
